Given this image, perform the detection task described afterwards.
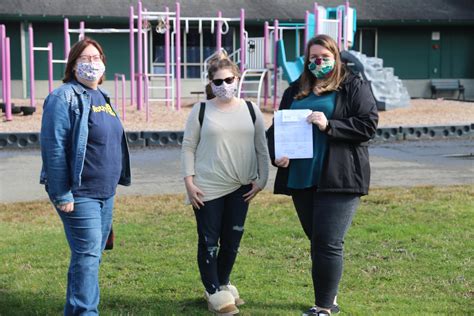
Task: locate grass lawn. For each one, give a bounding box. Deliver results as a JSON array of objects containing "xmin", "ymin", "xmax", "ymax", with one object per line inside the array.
[{"xmin": 0, "ymin": 186, "xmax": 473, "ymax": 315}]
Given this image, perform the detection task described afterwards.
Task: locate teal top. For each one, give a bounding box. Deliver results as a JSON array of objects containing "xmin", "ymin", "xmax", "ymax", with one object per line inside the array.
[{"xmin": 287, "ymin": 91, "xmax": 336, "ymax": 189}]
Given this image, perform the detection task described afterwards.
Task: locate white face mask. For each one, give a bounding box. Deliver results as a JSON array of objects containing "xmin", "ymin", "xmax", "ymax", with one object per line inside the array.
[
  {"xmin": 76, "ymin": 61, "xmax": 106, "ymax": 82},
  {"xmin": 211, "ymin": 80, "xmax": 238, "ymax": 101}
]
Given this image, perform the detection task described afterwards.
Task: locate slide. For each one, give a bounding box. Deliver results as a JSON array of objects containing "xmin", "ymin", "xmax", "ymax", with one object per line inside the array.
[
  {"xmin": 341, "ymin": 50, "xmax": 410, "ymax": 110},
  {"xmin": 277, "ymin": 40, "xmax": 304, "ymax": 84}
]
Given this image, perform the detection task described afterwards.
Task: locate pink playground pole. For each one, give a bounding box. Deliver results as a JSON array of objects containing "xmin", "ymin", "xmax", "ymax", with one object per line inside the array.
[
  {"xmin": 263, "ymin": 21, "xmax": 269, "ymax": 108},
  {"xmin": 344, "ymin": 1, "xmax": 349, "ymax": 50},
  {"xmin": 137, "ymin": 1, "xmax": 143, "ymax": 110},
  {"xmin": 47, "ymin": 42, "xmax": 53, "ymax": 93},
  {"xmin": 165, "ymin": 7, "xmax": 170, "ymax": 109},
  {"xmin": 5, "ymin": 37, "xmax": 12, "ymax": 121},
  {"xmin": 64, "ymin": 18, "xmax": 70, "ymax": 59},
  {"xmin": 144, "ymin": 75, "xmax": 149, "ymax": 122},
  {"xmin": 176, "ymin": 2, "xmax": 181, "ymax": 111},
  {"xmin": 114, "ymin": 74, "xmax": 119, "ymax": 109},
  {"xmin": 79, "ymin": 21, "xmax": 85, "ymax": 40},
  {"xmin": 28, "ymin": 24, "xmax": 35, "ymax": 108},
  {"xmin": 121, "ymin": 74, "xmax": 126, "ymax": 121},
  {"xmin": 273, "ymin": 20, "xmax": 279, "ymax": 110},
  {"xmin": 1, "ymin": 25, "xmax": 5, "ymax": 104},
  {"xmin": 304, "ymin": 11, "xmax": 309, "ymax": 44},
  {"xmin": 216, "ymin": 11, "xmax": 222, "ymax": 52},
  {"xmin": 144, "ymin": 8, "xmax": 148, "ymax": 80},
  {"xmin": 337, "ymin": 10, "xmax": 342, "ymax": 51},
  {"xmin": 314, "ymin": 3, "xmax": 318, "ymax": 36},
  {"xmin": 239, "ymin": 9, "xmax": 245, "ymax": 74},
  {"xmin": 129, "ymin": 6, "xmax": 135, "ymax": 106}
]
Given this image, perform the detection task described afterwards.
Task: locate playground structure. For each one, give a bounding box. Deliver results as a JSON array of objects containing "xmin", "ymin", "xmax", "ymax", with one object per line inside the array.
[
  {"xmin": 3, "ymin": 1, "xmax": 410, "ymax": 123},
  {"xmin": 0, "ymin": 24, "xmax": 12, "ymax": 121},
  {"xmin": 269, "ymin": 1, "xmax": 409, "ymax": 110}
]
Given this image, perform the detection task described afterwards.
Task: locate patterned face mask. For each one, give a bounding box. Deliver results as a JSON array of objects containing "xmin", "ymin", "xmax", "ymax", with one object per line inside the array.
[
  {"xmin": 308, "ymin": 57, "xmax": 335, "ymax": 79},
  {"xmin": 76, "ymin": 61, "xmax": 106, "ymax": 82},
  {"xmin": 211, "ymin": 80, "xmax": 238, "ymax": 101}
]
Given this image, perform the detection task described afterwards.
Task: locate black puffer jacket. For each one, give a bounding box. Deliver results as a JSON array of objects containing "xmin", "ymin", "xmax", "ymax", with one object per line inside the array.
[{"xmin": 266, "ymin": 73, "xmax": 379, "ymax": 196}]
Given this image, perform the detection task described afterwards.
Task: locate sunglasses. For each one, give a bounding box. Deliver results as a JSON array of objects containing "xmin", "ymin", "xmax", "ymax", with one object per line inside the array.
[{"xmin": 212, "ymin": 76, "xmax": 236, "ymax": 86}]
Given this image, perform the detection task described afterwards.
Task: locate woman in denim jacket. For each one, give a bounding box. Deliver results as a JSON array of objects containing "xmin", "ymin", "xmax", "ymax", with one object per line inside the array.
[{"xmin": 40, "ymin": 37, "xmax": 131, "ymax": 315}]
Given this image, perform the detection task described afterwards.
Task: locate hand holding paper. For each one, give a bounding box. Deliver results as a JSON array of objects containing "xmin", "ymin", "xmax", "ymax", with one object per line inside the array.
[{"xmin": 274, "ymin": 109, "xmax": 313, "ymax": 159}]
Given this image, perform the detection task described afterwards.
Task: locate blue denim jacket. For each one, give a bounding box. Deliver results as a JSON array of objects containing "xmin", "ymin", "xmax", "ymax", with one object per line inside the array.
[{"xmin": 40, "ymin": 80, "xmax": 131, "ymax": 205}]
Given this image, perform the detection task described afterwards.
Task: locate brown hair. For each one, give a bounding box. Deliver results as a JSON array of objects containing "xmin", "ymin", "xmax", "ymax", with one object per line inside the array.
[
  {"xmin": 205, "ymin": 51, "xmax": 241, "ymax": 100},
  {"xmin": 62, "ymin": 37, "xmax": 106, "ymax": 84},
  {"xmin": 295, "ymin": 34, "xmax": 347, "ymax": 99}
]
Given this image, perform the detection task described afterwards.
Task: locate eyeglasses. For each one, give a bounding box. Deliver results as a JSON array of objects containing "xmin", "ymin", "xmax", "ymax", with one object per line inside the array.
[
  {"xmin": 78, "ymin": 54, "xmax": 103, "ymax": 62},
  {"xmin": 212, "ymin": 76, "xmax": 235, "ymax": 86}
]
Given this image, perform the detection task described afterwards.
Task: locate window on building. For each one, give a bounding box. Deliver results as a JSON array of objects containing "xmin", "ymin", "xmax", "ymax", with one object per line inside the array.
[
  {"xmin": 153, "ymin": 25, "xmax": 235, "ymax": 79},
  {"xmin": 354, "ymin": 28, "xmax": 377, "ymax": 57}
]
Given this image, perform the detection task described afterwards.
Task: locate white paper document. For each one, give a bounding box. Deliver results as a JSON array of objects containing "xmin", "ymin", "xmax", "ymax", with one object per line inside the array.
[{"xmin": 274, "ymin": 109, "xmax": 313, "ymax": 159}]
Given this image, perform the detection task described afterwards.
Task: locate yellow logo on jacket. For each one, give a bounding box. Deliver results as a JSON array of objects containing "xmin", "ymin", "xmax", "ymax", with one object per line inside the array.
[{"xmin": 91, "ymin": 103, "xmax": 116, "ymax": 117}]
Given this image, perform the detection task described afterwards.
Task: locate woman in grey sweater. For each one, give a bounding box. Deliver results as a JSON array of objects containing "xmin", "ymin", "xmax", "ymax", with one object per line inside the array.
[{"xmin": 181, "ymin": 52, "xmax": 269, "ymax": 315}]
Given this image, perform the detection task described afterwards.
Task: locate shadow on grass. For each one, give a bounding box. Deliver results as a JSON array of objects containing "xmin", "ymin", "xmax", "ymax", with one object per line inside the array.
[{"xmin": 0, "ymin": 291, "xmax": 307, "ymax": 315}]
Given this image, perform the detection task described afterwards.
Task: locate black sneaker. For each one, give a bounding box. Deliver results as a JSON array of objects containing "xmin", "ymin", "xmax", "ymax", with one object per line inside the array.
[
  {"xmin": 302, "ymin": 306, "xmax": 331, "ymax": 316},
  {"xmin": 330, "ymin": 304, "xmax": 340, "ymax": 314}
]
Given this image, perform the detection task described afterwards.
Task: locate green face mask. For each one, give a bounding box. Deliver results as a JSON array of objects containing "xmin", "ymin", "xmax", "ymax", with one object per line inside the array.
[{"xmin": 308, "ymin": 58, "xmax": 335, "ymax": 79}]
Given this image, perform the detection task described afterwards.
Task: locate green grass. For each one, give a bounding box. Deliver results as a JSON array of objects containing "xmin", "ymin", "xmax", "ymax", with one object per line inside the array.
[{"xmin": 1, "ymin": 186, "xmax": 473, "ymax": 315}]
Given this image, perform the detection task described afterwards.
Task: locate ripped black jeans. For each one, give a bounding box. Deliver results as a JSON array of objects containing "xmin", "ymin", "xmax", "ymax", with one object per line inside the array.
[{"xmin": 193, "ymin": 184, "xmax": 251, "ymax": 294}]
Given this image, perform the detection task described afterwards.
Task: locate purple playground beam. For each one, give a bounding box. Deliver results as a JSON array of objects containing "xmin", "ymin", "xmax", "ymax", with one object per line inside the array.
[
  {"xmin": 337, "ymin": 10, "xmax": 342, "ymax": 51},
  {"xmin": 165, "ymin": 7, "xmax": 170, "ymax": 109},
  {"xmin": 1, "ymin": 25, "xmax": 6, "ymax": 105},
  {"xmin": 121, "ymin": 74, "xmax": 126, "ymax": 121},
  {"xmin": 304, "ymin": 10, "xmax": 309, "ymax": 44},
  {"xmin": 239, "ymin": 9, "xmax": 245, "ymax": 74},
  {"xmin": 48, "ymin": 42, "xmax": 53, "ymax": 93},
  {"xmin": 137, "ymin": 1, "xmax": 143, "ymax": 110},
  {"xmin": 345, "ymin": 0, "xmax": 350, "ymax": 50},
  {"xmin": 216, "ymin": 11, "xmax": 222, "ymax": 52},
  {"xmin": 175, "ymin": 2, "xmax": 181, "ymax": 111},
  {"xmin": 5, "ymin": 37, "xmax": 12, "ymax": 121},
  {"xmin": 64, "ymin": 18, "xmax": 70, "ymax": 59},
  {"xmin": 273, "ymin": 19, "xmax": 279, "ymax": 110},
  {"xmin": 314, "ymin": 3, "xmax": 319, "ymax": 36},
  {"xmin": 263, "ymin": 21, "xmax": 269, "ymax": 108},
  {"xmin": 79, "ymin": 21, "xmax": 85, "ymax": 40},
  {"xmin": 129, "ymin": 6, "xmax": 135, "ymax": 106},
  {"xmin": 28, "ymin": 24, "xmax": 35, "ymax": 108}
]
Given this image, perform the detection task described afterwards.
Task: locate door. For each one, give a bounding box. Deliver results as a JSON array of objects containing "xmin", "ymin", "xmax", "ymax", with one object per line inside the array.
[{"xmin": 429, "ymin": 31, "xmax": 441, "ymax": 78}]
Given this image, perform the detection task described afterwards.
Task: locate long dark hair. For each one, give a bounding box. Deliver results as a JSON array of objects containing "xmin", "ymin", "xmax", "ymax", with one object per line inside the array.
[
  {"xmin": 205, "ymin": 51, "xmax": 241, "ymax": 100},
  {"xmin": 295, "ymin": 34, "xmax": 347, "ymax": 99},
  {"xmin": 62, "ymin": 37, "xmax": 106, "ymax": 84}
]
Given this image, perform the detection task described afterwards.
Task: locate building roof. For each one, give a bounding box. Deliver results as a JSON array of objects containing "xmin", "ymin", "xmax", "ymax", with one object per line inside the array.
[{"xmin": 0, "ymin": 0, "xmax": 473, "ymax": 22}]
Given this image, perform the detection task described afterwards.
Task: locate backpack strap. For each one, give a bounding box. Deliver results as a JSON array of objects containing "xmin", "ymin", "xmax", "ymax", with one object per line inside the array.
[
  {"xmin": 245, "ymin": 100, "xmax": 256, "ymax": 125},
  {"xmin": 199, "ymin": 102, "xmax": 206, "ymax": 126}
]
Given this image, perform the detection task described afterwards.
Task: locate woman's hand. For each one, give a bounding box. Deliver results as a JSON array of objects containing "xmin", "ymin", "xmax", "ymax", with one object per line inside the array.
[
  {"xmin": 184, "ymin": 176, "xmax": 205, "ymax": 210},
  {"xmin": 275, "ymin": 156, "xmax": 290, "ymax": 168},
  {"xmin": 57, "ymin": 202, "xmax": 74, "ymax": 213},
  {"xmin": 243, "ymin": 181, "xmax": 262, "ymax": 203},
  {"xmin": 307, "ymin": 111, "xmax": 328, "ymax": 131}
]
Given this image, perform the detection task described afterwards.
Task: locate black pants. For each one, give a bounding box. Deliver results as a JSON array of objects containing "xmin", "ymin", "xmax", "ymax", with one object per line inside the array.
[
  {"xmin": 194, "ymin": 184, "xmax": 251, "ymax": 294},
  {"xmin": 291, "ymin": 189, "xmax": 360, "ymax": 308}
]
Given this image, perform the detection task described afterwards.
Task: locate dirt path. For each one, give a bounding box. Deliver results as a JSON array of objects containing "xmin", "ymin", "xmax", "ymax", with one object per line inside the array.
[{"xmin": 1, "ymin": 98, "xmax": 473, "ymax": 133}]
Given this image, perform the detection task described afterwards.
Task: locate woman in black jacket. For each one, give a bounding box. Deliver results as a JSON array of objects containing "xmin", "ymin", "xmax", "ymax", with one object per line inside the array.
[{"xmin": 267, "ymin": 34, "xmax": 378, "ymax": 316}]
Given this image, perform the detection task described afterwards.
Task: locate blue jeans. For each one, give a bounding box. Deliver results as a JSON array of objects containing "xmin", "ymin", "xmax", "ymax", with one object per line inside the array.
[
  {"xmin": 193, "ymin": 184, "xmax": 251, "ymax": 294},
  {"xmin": 291, "ymin": 190, "xmax": 360, "ymax": 308},
  {"xmin": 55, "ymin": 196, "xmax": 114, "ymax": 316}
]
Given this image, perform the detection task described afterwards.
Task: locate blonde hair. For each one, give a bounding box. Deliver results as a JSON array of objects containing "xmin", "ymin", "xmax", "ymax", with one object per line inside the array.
[
  {"xmin": 295, "ymin": 34, "xmax": 347, "ymax": 99},
  {"xmin": 205, "ymin": 51, "xmax": 241, "ymax": 100}
]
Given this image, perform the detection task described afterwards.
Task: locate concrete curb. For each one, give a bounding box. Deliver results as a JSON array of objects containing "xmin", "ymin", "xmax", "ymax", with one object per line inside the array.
[{"xmin": 1, "ymin": 124, "xmax": 473, "ymax": 149}]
